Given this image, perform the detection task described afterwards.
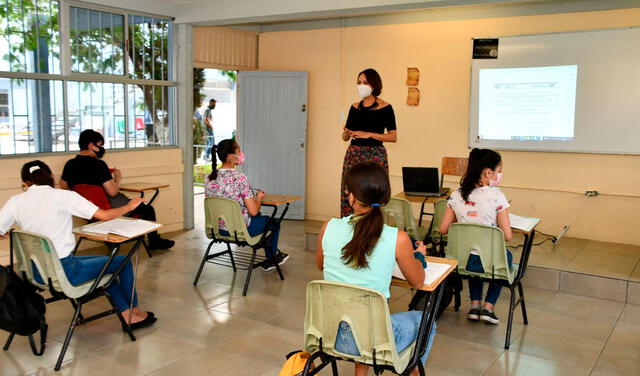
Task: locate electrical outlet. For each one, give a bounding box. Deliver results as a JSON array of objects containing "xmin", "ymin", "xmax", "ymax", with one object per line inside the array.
[{"xmin": 585, "ymin": 190, "xmax": 599, "ymax": 197}]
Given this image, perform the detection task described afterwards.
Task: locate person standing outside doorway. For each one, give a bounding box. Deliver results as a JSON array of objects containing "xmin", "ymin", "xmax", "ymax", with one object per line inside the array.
[{"xmin": 203, "ymin": 98, "xmax": 217, "ymax": 160}]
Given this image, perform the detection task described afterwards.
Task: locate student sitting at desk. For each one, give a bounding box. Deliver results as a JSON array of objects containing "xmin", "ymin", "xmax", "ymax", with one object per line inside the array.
[
  {"xmin": 59, "ymin": 129, "xmax": 174, "ymax": 250},
  {"xmin": 439, "ymin": 148, "xmax": 512, "ymax": 325},
  {"xmin": 316, "ymin": 162, "xmax": 435, "ymax": 376},
  {"xmin": 0, "ymin": 161, "xmax": 156, "ymax": 329},
  {"xmin": 204, "ymin": 139, "xmax": 289, "ymax": 271}
]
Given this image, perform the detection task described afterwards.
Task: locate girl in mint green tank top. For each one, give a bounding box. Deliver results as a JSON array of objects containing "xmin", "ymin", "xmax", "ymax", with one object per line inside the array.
[{"xmin": 316, "ymin": 162, "xmax": 435, "ymax": 376}]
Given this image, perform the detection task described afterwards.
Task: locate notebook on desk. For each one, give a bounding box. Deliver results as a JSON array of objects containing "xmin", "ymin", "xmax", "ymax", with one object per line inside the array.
[
  {"xmin": 392, "ymin": 260, "xmax": 452, "ymax": 286},
  {"xmin": 82, "ymin": 218, "xmax": 161, "ymax": 238},
  {"xmin": 509, "ymin": 213, "xmax": 540, "ymax": 232},
  {"xmin": 402, "ymin": 167, "xmax": 449, "ymax": 197}
]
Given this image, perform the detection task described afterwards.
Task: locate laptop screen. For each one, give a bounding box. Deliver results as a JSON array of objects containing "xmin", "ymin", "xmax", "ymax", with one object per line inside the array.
[{"xmin": 402, "ymin": 167, "xmax": 440, "ymax": 194}]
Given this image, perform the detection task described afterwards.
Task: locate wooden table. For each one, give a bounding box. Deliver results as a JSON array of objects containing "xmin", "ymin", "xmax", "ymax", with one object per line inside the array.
[
  {"xmin": 120, "ymin": 182, "xmax": 170, "ymax": 205},
  {"xmin": 395, "ymin": 190, "xmax": 451, "ymax": 227},
  {"xmin": 389, "ymin": 256, "xmax": 457, "ymax": 373}
]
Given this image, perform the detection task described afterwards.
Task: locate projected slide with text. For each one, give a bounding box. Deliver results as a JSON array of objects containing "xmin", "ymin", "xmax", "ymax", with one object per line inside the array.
[{"xmin": 478, "ymin": 65, "xmax": 578, "ymax": 141}]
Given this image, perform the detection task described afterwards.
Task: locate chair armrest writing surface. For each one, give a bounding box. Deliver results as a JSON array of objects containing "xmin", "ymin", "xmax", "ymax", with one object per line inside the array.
[
  {"xmin": 119, "ymin": 182, "xmax": 170, "ymax": 192},
  {"xmin": 73, "ymin": 218, "xmax": 163, "ymax": 244},
  {"xmin": 391, "ymin": 257, "xmax": 457, "ymax": 292},
  {"xmin": 261, "ymin": 194, "xmax": 302, "ymax": 206}
]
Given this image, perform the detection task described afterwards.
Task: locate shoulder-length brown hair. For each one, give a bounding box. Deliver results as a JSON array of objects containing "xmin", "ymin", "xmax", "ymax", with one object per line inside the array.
[{"xmin": 358, "ymin": 68, "xmax": 383, "ymax": 97}]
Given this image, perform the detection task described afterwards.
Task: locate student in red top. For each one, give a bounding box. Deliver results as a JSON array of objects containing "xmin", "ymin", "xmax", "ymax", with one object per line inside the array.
[{"xmin": 59, "ymin": 129, "xmax": 174, "ymax": 250}]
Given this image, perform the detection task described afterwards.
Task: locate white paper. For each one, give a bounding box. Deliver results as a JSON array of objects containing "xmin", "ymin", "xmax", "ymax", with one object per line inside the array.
[
  {"xmin": 83, "ymin": 218, "xmax": 161, "ymax": 238},
  {"xmin": 509, "ymin": 213, "xmax": 540, "ymax": 232},
  {"xmin": 393, "ymin": 261, "xmax": 452, "ymax": 286}
]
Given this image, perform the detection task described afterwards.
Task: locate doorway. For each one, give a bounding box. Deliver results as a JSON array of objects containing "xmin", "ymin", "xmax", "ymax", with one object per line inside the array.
[{"xmin": 193, "ymin": 68, "xmax": 237, "ymax": 197}]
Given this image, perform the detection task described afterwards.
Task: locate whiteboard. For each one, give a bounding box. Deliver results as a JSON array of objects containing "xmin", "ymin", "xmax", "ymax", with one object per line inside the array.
[{"xmin": 469, "ymin": 27, "xmax": 640, "ymax": 154}]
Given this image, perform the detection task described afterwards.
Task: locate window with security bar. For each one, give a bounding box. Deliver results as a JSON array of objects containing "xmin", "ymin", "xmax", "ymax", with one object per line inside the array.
[{"xmin": 0, "ymin": 0, "xmax": 175, "ymax": 155}]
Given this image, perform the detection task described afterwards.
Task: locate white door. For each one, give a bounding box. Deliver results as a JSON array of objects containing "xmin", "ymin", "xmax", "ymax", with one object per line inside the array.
[{"xmin": 237, "ymin": 71, "xmax": 308, "ymax": 219}]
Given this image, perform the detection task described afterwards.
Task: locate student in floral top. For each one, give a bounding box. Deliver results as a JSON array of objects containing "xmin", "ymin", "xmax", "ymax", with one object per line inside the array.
[
  {"xmin": 439, "ymin": 148, "xmax": 513, "ymax": 325},
  {"xmin": 204, "ymin": 139, "xmax": 288, "ymax": 271}
]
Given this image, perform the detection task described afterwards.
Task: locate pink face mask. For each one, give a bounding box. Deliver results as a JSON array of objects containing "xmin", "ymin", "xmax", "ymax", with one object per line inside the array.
[
  {"xmin": 235, "ymin": 152, "xmax": 245, "ymax": 165},
  {"xmin": 490, "ymin": 172, "xmax": 503, "ymax": 187}
]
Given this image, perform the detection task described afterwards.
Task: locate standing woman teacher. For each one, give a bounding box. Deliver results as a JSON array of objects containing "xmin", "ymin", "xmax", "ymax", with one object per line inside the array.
[{"xmin": 341, "ymin": 68, "xmax": 397, "ymax": 217}]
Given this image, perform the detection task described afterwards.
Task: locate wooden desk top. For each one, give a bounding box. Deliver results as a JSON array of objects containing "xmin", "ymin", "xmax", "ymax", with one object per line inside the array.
[
  {"xmin": 74, "ymin": 218, "xmax": 162, "ymax": 244},
  {"xmin": 395, "ymin": 191, "xmax": 451, "ymax": 205},
  {"xmin": 262, "ymin": 194, "xmax": 302, "ymax": 206},
  {"xmin": 391, "ymin": 256, "xmax": 457, "ymax": 292},
  {"xmin": 119, "ymin": 182, "xmax": 170, "ymax": 192},
  {"xmin": 512, "ymin": 224, "xmax": 539, "ymax": 235}
]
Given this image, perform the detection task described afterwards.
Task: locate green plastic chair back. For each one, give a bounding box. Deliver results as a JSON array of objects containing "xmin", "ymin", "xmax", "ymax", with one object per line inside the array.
[
  {"xmin": 204, "ymin": 196, "xmax": 267, "ymax": 246},
  {"xmin": 304, "ymin": 280, "xmax": 416, "ymax": 374},
  {"xmin": 429, "ymin": 199, "xmax": 448, "ymax": 242},
  {"xmin": 11, "ymin": 230, "xmax": 113, "ymax": 299},
  {"xmin": 383, "ymin": 197, "xmax": 425, "ymax": 241},
  {"xmin": 445, "ymin": 223, "xmax": 517, "ymax": 284}
]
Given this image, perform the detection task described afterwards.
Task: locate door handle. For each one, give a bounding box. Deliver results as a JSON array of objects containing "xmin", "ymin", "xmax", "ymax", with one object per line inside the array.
[{"xmin": 302, "ymin": 104, "xmax": 306, "ymax": 112}]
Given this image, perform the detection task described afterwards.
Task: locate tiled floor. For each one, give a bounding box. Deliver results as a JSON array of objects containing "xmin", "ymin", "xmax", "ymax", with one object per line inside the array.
[{"xmin": 1, "ymin": 201, "xmax": 639, "ymax": 375}]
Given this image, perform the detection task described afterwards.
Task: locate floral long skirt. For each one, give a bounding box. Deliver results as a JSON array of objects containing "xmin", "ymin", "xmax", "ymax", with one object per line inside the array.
[{"xmin": 340, "ymin": 145, "xmax": 389, "ymax": 217}]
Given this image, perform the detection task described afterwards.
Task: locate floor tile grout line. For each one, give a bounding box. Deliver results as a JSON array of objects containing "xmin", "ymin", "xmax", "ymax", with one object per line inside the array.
[
  {"xmin": 628, "ymin": 256, "xmax": 640, "ymax": 283},
  {"xmin": 586, "ymin": 302, "xmax": 625, "ymax": 376}
]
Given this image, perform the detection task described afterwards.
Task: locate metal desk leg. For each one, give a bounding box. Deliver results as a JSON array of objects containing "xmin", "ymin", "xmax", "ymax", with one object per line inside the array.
[
  {"xmin": 418, "ymin": 199, "xmax": 427, "ymax": 227},
  {"xmin": 146, "ymin": 189, "xmax": 161, "ymax": 206},
  {"xmin": 404, "ymin": 281, "xmax": 445, "ymax": 375}
]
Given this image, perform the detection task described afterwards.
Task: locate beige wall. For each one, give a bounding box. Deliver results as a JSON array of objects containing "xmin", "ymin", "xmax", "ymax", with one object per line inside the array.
[
  {"xmin": 258, "ymin": 8, "xmax": 640, "ymax": 245},
  {"xmin": 0, "ymin": 148, "xmax": 184, "ymax": 263}
]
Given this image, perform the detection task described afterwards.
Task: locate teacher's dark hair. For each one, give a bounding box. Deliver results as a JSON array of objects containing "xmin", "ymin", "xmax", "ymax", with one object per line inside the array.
[
  {"xmin": 358, "ymin": 68, "xmax": 383, "ymax": 97},
  {"xmin": 208, "ymin": 139, "xmax": 238, "ymax": 181},
  {"xmin": 342, "ymin": 162, "xmax": 391, "ymax": 269},
  {"xmin": 21, "ymin": 160, "xmax": 54, "ymax": 188},
  {"xmin": 459, "ymin": 148, "xmax": 502, "ymax": 202}
]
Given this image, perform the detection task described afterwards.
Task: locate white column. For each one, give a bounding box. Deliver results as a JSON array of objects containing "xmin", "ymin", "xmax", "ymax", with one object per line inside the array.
[{"xmin": 175, "ymin": 23, "xmax": 194, "ymax": 229}]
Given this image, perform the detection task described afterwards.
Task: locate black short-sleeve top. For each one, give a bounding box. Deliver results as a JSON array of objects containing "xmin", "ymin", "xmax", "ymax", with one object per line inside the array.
[
  {"xmin": 61, "ymin": 155, "xmax": 112, "ymax": 188},
  {"xmin": 345, "ymin": 104, "xmax": 396, "ymax": 147}
]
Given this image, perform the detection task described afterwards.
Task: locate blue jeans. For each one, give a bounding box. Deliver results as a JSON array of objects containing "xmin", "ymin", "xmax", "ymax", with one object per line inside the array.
[
  {"xmin": 466, "ymin": 250, "xmax": 513, "ymax": 305},
  {"xmin": 33, "ymin": 255, "xmax": 138, "ymax": 312},
  {"xmin": 334, "ymin": 311, "xmax": 436, "ymax": 365},
  {"xmin": 205, "ymin": 127, "xmax": 214, "ymax": 159},
  {"xmin": 220, "ymin": 215, "xmax": 280, "ymax": 258}
]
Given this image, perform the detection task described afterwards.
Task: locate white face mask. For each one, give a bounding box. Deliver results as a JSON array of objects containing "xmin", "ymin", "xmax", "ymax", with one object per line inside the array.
[
  {"xmin": 357, "ymin": 84, "xmax": 373, "ymax": 99},
  {"xmin": 489, "ymin": 172, "xmax": 503, "ymax": 187}
]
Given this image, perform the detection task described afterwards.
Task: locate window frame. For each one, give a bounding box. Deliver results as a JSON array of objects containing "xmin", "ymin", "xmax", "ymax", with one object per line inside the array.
[{"xmin": 0, "ymin": 0, "xmax": 176, "ymax": 157}]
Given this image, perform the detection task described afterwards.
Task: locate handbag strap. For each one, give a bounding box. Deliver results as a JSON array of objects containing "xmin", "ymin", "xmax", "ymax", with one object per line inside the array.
[{"xmin": 27, "ymin": 320, "xmax": 47, "ymax": 356}]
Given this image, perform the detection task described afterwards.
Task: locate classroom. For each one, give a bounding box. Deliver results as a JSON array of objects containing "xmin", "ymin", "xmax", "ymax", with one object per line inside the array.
[{"xmin": 0, "ymin": 0, "xmax": 639, "ymax": 375}]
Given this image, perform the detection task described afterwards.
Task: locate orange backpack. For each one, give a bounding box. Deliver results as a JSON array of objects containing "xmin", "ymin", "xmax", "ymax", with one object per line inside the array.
[{"xmin": 278, "ymin": 350, "xmax": 315, "ymax": 376}]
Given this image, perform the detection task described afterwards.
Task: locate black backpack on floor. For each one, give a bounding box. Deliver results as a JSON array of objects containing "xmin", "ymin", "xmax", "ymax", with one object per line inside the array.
[{"xmin": 0, "ymin": 264, "xmax": 47, "ymax": 356}]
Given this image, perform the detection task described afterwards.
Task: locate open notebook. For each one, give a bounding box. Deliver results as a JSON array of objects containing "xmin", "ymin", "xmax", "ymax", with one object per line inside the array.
[
  {"xmin": 82, "ymin": 218, "xmax": 161, "ymax": 238},
  {"xmin": 509, "ymin": 213, "xmax": 540, "ymax": 232},
  {"xmin": 392, "ymin": 260, "xmax": 452, "ymax": 286}
]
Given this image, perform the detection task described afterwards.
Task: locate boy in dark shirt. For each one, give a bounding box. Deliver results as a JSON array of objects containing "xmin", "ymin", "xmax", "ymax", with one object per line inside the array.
[{"xmin": 60, "ymin": 130, "xmax": 174, "ymax": 250}]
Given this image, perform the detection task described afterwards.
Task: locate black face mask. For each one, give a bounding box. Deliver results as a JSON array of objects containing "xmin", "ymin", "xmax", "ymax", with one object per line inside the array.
[
  {"xmin": 94, "ymin": 146, "xmax": 106, "ymax": 159},
  {"xmin": 208, "ymin": 104, "xmax": 216, "ymax": 109}
]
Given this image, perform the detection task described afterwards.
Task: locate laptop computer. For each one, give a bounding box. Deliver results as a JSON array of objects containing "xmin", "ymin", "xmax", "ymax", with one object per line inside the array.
[{"xmin": 402, "ymin": 167, "xmax": 449, "ymax": 197}]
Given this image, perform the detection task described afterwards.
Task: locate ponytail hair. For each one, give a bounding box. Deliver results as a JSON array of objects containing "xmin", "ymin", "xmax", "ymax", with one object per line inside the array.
[
  {"xmin": 341, "ymin": 162, "xmax": 391, "ymax": 269},
  {"xmin": 208, "ymin": 139, "xmax": 238, "ymax": 181},
  {"xmin": 459, "ymin": 148, "xmax": 502, "ymax": 202},
  {"xmin": 21, "ymin": 160, "xmax": 54, "ymax": 188}
]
